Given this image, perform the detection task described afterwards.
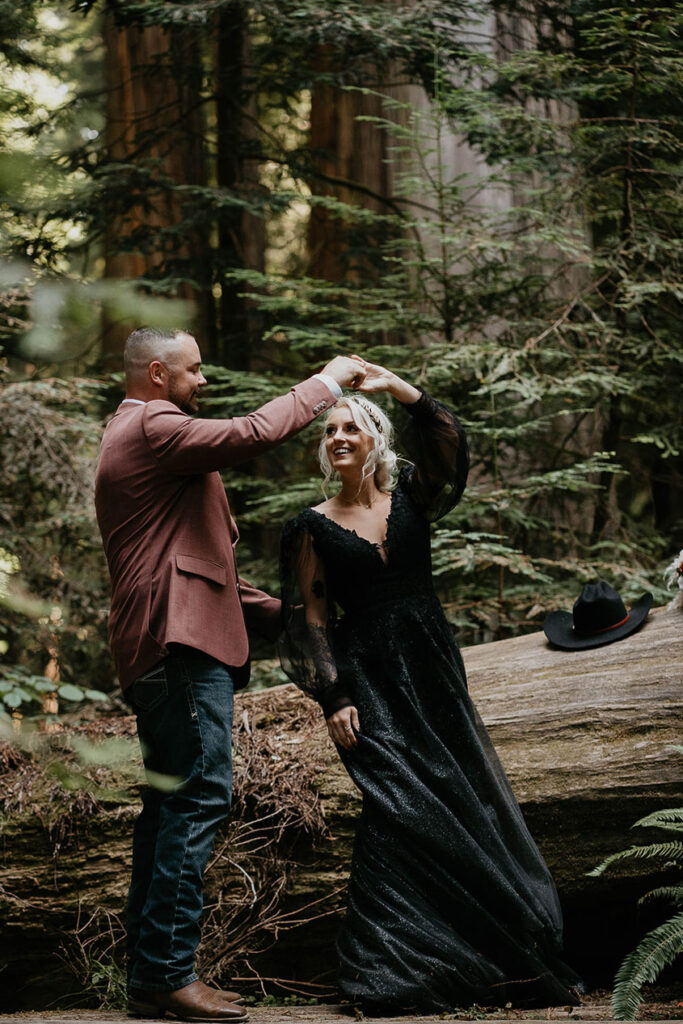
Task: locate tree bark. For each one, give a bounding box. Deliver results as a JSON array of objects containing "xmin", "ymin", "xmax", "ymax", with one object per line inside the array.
[
  {"xmin": 0, "ymin": 605, "xmax": 680, "ymax": 1010},
  {"xmin": 213, "ymin": 4, "xmax": 267, "ymax": 369},
  {"xmin": 102, "ymin": 14, "xmax": 208, "ymax": 364},
  {"xmin": 308, "ymin": 74, "xmax": 392, "ymax": 282}
]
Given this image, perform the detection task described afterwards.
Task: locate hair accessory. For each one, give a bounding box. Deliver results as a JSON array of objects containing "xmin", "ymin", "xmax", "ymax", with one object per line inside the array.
[
  {"xmin": 351, "ymin": 397, "xmax": 383, "ymax": 434},
  {"xmin": 543, "ymin": 580, "xmax": 652, "ymax": 650}
]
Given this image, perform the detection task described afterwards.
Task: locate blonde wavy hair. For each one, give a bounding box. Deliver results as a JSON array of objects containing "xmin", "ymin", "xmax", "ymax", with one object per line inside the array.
[{"xmin": 318, "ymin": 395, "xmax": 398, "ymax": 494}]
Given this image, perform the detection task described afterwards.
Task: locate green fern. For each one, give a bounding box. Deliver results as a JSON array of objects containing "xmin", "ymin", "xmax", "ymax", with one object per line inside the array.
[
  {"xmin": 639, "ymin": 886, "xmax": 683, "ymax": 907},
  {"xmin": 591, "ymin": 795, "xmax": 683, "ymax": 1020},
  {"xmin": 587, "ymin": 840, "xmax": 683, "ymax": 877},
  {"xmin": 611, "ymin": 913, "xmax": 683, "ymax": 1021},
  {"xmin": 635, "ymin": 808, "xmax": 683, "ymax": 831}
]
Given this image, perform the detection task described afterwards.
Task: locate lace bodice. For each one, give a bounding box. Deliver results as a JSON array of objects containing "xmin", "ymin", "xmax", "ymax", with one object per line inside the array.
[{"xmin": 279, "ymin": 389, "xmax": 469, "ymax": 716}]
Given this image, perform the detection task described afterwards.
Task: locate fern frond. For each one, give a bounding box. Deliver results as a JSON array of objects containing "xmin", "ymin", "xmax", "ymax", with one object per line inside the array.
[
  {"xmin": 611, "ymin": 911, "xmax": 683, "ymax": 1020},
  {"xmin": 588, "ymin": 841, "xmax": 683, "ymax": 877},
  {"xmin": 635, "ymin": 808, "xmax": 683, "ymax": 832},
  {"xmin": 638, "ymin": 885, "xmax": 683, "ymax": 907}
]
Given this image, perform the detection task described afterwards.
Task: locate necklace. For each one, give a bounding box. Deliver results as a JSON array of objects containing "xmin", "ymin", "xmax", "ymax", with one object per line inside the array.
[{"xmin": 336, "ymin": 492, "xmax": 385, "ymax": 510}]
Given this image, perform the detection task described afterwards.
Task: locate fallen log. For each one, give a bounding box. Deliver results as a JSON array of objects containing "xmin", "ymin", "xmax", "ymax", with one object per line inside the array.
[{"xmin": 0, "ymin": 605, "xmax": 680, "ymax": 1011}]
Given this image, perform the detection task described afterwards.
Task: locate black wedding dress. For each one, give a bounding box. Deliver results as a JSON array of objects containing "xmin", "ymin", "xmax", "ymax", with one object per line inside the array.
[{"xmin": 279, "ymin": 390, "xmax": 581, "ymax": 1012}]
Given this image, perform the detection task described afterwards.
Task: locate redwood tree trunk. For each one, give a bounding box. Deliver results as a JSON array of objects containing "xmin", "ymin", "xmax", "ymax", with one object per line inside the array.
[
  {"xmin": 308, "ymin": 76, "xmax": 392, "ymax": 282},
  {"xmin": 214, "ymin": 4, "xmax": 267, "ymax": 369},
  {"xmin": 102, "ymin": 14, "xmax": 208, "ymax": 364}
]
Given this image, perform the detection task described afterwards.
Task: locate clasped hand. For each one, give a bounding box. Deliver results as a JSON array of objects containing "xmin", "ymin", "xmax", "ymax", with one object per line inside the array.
[
  {"xmin": 350, "ymin": 355, "xmax": 420, "ymax": 404},
  {"xmin": 349, "ymin": 355, "xmax": 396, "ymax": 393}
]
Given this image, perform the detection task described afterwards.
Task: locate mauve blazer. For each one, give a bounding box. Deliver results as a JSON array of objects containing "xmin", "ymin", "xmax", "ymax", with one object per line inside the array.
[{"xmin": 94, "ymin": 377, "xmax": 334, "ymax": 691}]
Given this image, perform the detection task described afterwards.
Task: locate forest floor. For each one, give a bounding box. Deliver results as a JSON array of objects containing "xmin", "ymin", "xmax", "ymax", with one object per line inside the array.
[{"xmin": 3, "ymin": 990, "xmax": 683, "ymax": 1024}]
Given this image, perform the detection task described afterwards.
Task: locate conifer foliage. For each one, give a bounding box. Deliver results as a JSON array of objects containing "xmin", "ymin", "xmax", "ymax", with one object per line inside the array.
[{"xmin": 0, "ymin": 0, "xmax": 681, "ymax": 692}]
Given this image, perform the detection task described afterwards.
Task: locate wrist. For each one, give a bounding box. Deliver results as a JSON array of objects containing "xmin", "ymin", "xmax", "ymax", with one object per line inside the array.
[
  {"xmin": 313, "ymin": 372, "xmax": 342, "ymax": 399},
  {"xmin": 389, "ymin": 377, "xmax": 421, "ymax": 404},
  {"xmin": 320, "ymin": 684, "xmax": 353, "ymax": 719}
]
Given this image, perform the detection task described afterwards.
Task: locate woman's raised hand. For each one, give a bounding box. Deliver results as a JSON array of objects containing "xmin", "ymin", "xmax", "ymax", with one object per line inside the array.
[
  {"xmin": 326, "ymin": 705, "xmax": 361, "ymax": 749},
  {"xmin": 350, "ymin": 356, "xmax": 394, "ymax": 393},
  {"xmin": 351, "ymin": 355, "xmax": 421, "ymax": 404}
]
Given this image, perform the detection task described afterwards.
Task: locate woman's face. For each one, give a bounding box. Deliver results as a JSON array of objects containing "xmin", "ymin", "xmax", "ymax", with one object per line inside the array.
[{"xmin": 324, "ymin": 406, "xmax": 375, "ymax": 475}]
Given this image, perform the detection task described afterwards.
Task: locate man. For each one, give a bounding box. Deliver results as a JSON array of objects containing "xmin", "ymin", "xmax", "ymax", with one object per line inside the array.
[{"xmin": 95, "ymin": 327, "xmax": 363, "ymax": 1022}]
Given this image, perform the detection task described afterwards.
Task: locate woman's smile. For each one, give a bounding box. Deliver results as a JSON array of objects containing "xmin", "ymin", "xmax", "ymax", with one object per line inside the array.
[{"xmin": 325, "ymin": 411, "xmax": 373, "ymax": 469}]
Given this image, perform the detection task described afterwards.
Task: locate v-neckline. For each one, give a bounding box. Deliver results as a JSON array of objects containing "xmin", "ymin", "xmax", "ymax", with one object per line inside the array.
[{"xmin": 307, "ymin": 490, "xmax": 396, "ymax": 565}]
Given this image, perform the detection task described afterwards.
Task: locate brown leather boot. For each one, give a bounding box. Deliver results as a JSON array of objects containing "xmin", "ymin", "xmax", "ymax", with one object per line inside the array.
[
  {"xmin": 197, "ymin": 980, "xmax": 243, "ymax": 1004},
  {"xmin": 128, "ymin": 980, "xmax": 248, "ymax": 1022}
]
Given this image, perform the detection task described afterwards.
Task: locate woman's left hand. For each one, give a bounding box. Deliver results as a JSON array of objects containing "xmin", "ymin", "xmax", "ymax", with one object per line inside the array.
[
  {"xmin": 350, "ymin": 356, "xmax": 420, "ymax": 404},
  {"xmin": 327, "ymin": 705, "xmax": 361, "ymax": 749},
  {"xmin": 350, "ymin": 356, "xmax": 395, "ymax": 393}
]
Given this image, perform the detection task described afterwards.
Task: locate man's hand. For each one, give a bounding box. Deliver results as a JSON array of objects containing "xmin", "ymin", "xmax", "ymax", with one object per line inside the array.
[
  {"xmin": 321, "ymin": 356, "xmax": 366, "ymax": 390},
  {"xmin": 326, "ymin": 705, "xmax": 361, "ymax": 749}
]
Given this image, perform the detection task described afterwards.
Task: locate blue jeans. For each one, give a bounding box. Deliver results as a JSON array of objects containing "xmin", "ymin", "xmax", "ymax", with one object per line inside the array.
[{"xmin": 126, "ymin": 645, "xmax": 234, "ymax": 993}]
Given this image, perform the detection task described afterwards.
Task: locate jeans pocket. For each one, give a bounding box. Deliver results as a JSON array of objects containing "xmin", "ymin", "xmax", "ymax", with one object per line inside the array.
[
  {"xmin": 131, "ymin": 663, "xmax": 168, "ymax": 712},
  {"xmin": 185, "ymin": 682, "xmax": 199, "ymax": 721}
]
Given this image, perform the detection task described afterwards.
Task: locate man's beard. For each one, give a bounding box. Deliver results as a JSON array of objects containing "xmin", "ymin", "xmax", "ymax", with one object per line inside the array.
[{"xmin": 168, "ymin": 381, "xmax": 198, "ymax": 415}]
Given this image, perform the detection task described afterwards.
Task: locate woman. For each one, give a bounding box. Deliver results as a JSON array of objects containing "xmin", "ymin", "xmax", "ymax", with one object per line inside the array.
[{"xmin": 279, "ymin": 359, "xmax": 581, "ymax": 1013}]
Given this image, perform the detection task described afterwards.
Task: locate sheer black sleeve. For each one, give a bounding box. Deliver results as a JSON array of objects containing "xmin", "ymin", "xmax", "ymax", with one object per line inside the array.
[
  {"xmin": 399, "ymin": 387, "xmax": 469, "ymax": 522},
  {"xmin": 278, "ymin": 516, "xmax": 353, "ymax": 719}
]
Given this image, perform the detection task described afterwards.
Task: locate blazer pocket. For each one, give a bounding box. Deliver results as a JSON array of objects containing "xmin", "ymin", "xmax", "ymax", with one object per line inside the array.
[{"xmin": 175, "ymin": 553, "xmax": 227, "ymax": 586}]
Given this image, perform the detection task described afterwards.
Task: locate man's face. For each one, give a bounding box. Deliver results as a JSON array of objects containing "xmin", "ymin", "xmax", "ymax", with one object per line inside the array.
[{"xmin": 163, "ymin": 334, "xmax": 207, "ymax": 414}]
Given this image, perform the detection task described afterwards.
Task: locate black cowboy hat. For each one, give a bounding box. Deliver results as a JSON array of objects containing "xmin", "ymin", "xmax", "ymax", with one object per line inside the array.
[{"xmin": 543, "ymin": 580, "xmax": 652, "ymax": 650}]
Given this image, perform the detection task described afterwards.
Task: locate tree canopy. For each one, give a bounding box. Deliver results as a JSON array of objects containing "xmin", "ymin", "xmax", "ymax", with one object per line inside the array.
[{"xmin": 0, "ymin": 0, "xmax": 681, "ymax": 709}]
